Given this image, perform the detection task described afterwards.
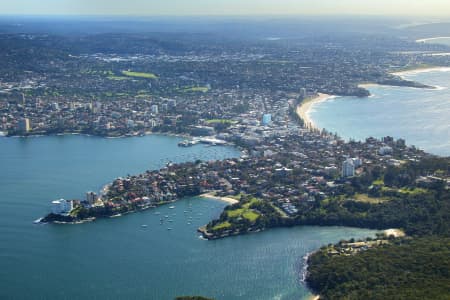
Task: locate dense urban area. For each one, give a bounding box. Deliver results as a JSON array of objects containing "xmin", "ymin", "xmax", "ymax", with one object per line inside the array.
[
  {"xmin": 2, "ymin": 21, "xmax": 450, "ymax": 299},
  {"xmin": 0, "ymin": 30, "xmax": 448, "ymax": 137}
]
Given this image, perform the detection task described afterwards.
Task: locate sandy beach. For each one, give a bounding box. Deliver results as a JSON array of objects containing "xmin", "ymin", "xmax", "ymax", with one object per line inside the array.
[
  {"xmin": 383, "ymin": 228, "xmax": 406, "ymax": 238},
  {"xmin": 391, "ymin": 66, "xmax": 450, "ymax": 77},
  {"xmin": 357, "ymin": 66, "xmax": 450, "ymax": 91},
  {"xmin": 199, "ymin": 192, "xmax": 239, "ymax": 205},
  {"xmin": 296, "ymin": 93, "xmax": 332, "ymax": 130},
  {"xmin": 416, "ymin": 37, "xmax": 450, "ymax": 43}
]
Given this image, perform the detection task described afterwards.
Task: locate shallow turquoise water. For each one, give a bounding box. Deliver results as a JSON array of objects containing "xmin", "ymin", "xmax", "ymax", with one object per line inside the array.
[
  {"xmin": 309, "ymin": 69, "xmax": 450, "ymax": 156},
  {"xmin": 0, "ymin": 135, "xmax": 378, "ymax": 300}
]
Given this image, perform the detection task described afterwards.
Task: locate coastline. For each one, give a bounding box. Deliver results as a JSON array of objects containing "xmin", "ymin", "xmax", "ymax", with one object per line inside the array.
[
  {"xmin": 296, "ymin": 93, "xmax": 332, "ymax": 130},
  {"xmin": 391, "ymin": 66, "xmax": 450, "ymax": 77},
  {"xmin": 199, "ymin": 192, "xmax": 239, "ymax": 205},
  {"xmin": 383, "ymin": 228, "xmax": 405, "ymax": 238},
  {"xmin": 416, "ymin": 37, "xmax": 450, "ymax": 43},
  {"xmin": 358, "ymin": 66, "xmax": 450, "ymax": 91},
  {"xmin": 5, "ymin": 130, "xmax": 192, "ymax": 140},
  {"xmin": 295, "ymin": 66, "xmax": 448, "ymax": 134},
  {"xmin": 358, "ymin": 67, "xmax": 450, "ymax": 89}
]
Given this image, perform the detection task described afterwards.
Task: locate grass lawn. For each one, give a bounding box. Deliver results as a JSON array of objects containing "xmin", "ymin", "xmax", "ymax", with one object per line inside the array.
[
  {"xmin": 225, "ymin": 198, "xmax": 262, "ymax": 221},
  {"xmin": 398, "ymin": 187, "xmax": 428, "ymax": 195},
  {"xmin": 243, "ymin": 211, "xmax": 260, "ymax": 222},
  {"xmin": 205, "ymin": 119, "xmax": 236, "ymax": 125},
  {"xmin": 213, "ymin": 221, "xmax": 232, "ymax": 231},
  {"xmin": 354, "ymin": 193, "xmax": 390, "ymax": 204},
  {"xmin": 227, "ymin": 208, "xmax": 245, "ymax": 218},
  {"xmin": 372, "ymin": 179, "xmax": 384, "ymax": 185},
  {"xmin": 245, "ymin": 198, "xmax": 261, "ymax": 208},
  {"xmin": 122, "ymin": 70, "xmax": 158, "ymax": 79},
  {"xmin": 181, "ymin": 86, "xmax": 209, "ymax": 93}
]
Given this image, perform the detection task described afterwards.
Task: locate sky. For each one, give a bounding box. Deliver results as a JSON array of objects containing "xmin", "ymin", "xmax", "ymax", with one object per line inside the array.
[{"xmin": 1, "ymin": 0, "xmax": 450, "ymax": 16}]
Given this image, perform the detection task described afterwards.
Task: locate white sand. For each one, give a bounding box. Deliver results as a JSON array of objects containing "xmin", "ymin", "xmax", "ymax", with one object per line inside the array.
[
  {"xmin": 383, "ymin": 229, "xmax": 406, "ymax": 238},
  {"xmin": 296, "ymin": 93, "xmax": 332, "ymax": 130},
  {"xmin": 392, "ymin": 66, "xmax": 450, "ymax": 77},
  {"xmin": 199, "ymin": 192, "xmax": 239, "ymax": 205}
]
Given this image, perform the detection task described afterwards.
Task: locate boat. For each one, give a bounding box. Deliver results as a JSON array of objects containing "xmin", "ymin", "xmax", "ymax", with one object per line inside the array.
[
  {"xmin": 141, "ymin": 224, "xmax": 148, "ymax": 228},
  {"xmin": 178, "ymin": 141, "xmax": 189, "ymax": 147},
  {"xmin": 169, "ymin": 206, "xmax": 175, "ymax": 209},
  {"xmin": 167, "ymin": 228, "xmax": 173, "ymax": 230},
  {"xmin": 178, "ymin": 140, "xmax": 197, "ymax": 147},
  {"xmin": 33, "ymin": 217, "xmax": 43, "ymax": 224}
]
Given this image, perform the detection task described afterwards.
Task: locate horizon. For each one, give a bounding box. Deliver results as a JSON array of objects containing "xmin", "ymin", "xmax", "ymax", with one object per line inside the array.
[{"xmin": 2, "ymin": 0, "xmax": 450, "ymax": 17}]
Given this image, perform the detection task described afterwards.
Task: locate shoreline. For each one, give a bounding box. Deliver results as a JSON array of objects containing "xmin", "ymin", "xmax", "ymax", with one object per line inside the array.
[
  {"xmin": 416, "ymin": 37, "xmax": 450, "ymax": 43},
  {"xmin": 391, "ymin": 66, "xmax": 450, "ymax": 77},
  {"xmin": 199, "ymin": 192, "xmax": 239, "ymax": 205},
  {"xmin": 5, "ymin": 130, "xmax": 192, "ymax": 140},
  {"xmin": 383, "ymin": 228, "xmax": 406, "ymax": 238},
  {"xmin": 40, "ymin": 193, "xmax": 239, "ymax": 225},
  {"xmin": 359, "ymin": 66, "xmax": 450, "ymax": 90},
  {"xmin": 296, "ymin": 93, "xmax": 332, "ymax": 130}
]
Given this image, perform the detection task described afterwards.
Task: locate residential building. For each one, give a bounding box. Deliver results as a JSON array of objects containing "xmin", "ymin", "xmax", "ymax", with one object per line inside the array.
[
  {"xmin": 342, "ymin": 159, "xmax": 355, "ymax": 177},
  {"xmin": 51, "ymin": 199, "xmax": 73, "ymax": 215}
]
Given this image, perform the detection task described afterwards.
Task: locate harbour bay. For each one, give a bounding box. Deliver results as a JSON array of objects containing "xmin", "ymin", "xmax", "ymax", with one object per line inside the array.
[
  {"xmin": 0, "ymin": 134, "xmax": 378, "ymax": 300},
  {"xmin": 308, "ymin": 69, "xmax": 450, "ymax": 156}
]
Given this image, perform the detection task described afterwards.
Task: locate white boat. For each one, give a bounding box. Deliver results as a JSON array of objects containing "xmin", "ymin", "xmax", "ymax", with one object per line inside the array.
[
  {"xmin": 169, "ymin": 206, "xmax": 175, "ymax": 209},
  {"xmin": 141, "ymin": 224, "xmax": 148, "ymax": 228}
]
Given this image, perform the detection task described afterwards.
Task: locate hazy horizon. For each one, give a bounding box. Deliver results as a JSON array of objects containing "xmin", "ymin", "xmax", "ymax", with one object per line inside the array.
[{"xmin": 1, "ymin": 0, "xmax": 450, "ymax": 17}]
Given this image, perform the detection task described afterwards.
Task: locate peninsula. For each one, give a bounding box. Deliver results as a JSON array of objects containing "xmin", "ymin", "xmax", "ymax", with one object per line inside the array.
[{"xmin": 2, "ymin": 25, "xmax": 449, "ymax": 299}]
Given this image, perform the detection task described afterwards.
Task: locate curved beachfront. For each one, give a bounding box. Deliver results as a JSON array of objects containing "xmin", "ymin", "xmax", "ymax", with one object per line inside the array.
[{"xmin": 297, "ymin": 67, "xmax": 450, "ymax": 156}]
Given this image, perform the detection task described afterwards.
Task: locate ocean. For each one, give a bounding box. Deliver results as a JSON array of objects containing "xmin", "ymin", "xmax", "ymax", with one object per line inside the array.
[
  {"xmin": 309, "ymin": 69, "xmax": 450, "ymax": 156},
  {"xmin": 0, "ymin": 134, "xmax": 378, "ymax": 300}
]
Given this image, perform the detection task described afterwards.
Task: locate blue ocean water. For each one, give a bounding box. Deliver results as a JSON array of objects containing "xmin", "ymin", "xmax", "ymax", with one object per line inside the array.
[
  {"xmin": 309, "ymin": 69, "xmax": 450, "ymax": 156},
  {"xmin": 0, "ymin": 134, "xmax": 378, "ymax": 300}
]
